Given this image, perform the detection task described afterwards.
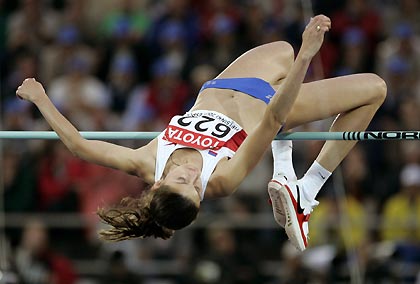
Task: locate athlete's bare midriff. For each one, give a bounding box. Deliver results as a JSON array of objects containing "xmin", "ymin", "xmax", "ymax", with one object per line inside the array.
[{"xmin": 190, "ymin": 88, "xmax": 268, "ymax": 134}]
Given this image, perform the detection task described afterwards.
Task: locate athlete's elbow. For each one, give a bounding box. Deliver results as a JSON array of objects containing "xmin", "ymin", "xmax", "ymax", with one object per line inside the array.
[
  {"xmin": 68, "ymin": 146, "xmax": 82, "ymax": 159},
  {"xmin": 67, "ymin": 138, "xmax": 89, "ymax": 158},
  {"xmin": 265, "ymin": 104, "xmax": 285, "ymax": 130}
]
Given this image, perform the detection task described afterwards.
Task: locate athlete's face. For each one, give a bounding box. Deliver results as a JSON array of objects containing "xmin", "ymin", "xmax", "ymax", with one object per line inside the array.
[{"xmin": 158, "ymin": 164, "xmax": 202, "ymax": 207}]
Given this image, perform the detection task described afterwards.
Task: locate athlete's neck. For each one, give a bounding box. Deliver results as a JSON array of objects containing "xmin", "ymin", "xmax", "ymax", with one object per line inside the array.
[{"xmin": 163, "ymin": 148, "xmax": 203, "ymax": 177}]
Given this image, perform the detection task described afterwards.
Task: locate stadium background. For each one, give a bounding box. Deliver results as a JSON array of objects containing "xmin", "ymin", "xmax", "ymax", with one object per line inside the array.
[{"xmin": 0, "ymin": 0, "xmax": 419, "ymax": 283}]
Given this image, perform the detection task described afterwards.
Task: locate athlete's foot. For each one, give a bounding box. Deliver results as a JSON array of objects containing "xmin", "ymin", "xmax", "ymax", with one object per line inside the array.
[
  {"xmin": 269, "ymin": 140, "xmax": 297, "ymax": 228},
  {"xmin": 277, "ymin": 180, "xmax": 319, "ymax": 251},
  {"xmin": 268, "ymin": 174, "xmax": 295, "ymax": 228}
]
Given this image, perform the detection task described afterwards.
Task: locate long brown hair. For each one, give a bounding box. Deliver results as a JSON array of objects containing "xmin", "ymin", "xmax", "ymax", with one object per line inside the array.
[{"xmin": 97, "ymin": 185, "xmax": 199, "ymax": 241}]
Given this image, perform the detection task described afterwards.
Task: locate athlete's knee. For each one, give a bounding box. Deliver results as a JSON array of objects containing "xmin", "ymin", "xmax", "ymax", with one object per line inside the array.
[
  {"xmin": 263, "ymin": 41, "xmax": 294, "ymax": 61},
  {"xmin": 264, "ymin": 41, "xmax": 292, "ymax": 50},
  {"xmin": 265, "ymin": 41, "xmax": 294, "ymax": 80},
  {"xmin": 277, "ymin": 41, "xmax": 294, "ymax": 62},
  {"xmin": 366, "ymin": 73, "xmax": 387, "ymax": 105},
  {"xmin": 275, "ymin": 41, "xmax": 294, "ymax": 54}
]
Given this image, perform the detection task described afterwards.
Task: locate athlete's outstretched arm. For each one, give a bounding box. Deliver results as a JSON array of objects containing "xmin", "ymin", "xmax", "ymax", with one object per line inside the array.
[
  {"xmin": 16, "ymin": 78, "xmax": 141, "ymax": 174},
  {"xmin": 268, "ymin": 16, "xmax": 331, "ymax": 125},
  {"xmin": 211, "ymin": 15, "xmax": 331, "ymax": 196}
]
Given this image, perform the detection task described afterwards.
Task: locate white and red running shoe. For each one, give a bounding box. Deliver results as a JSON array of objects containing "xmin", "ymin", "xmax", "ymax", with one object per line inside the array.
[
  {"xmin": 271, "ymin": 180, "xmax": 318, "ymax": 251},
  {"xmin": 268, "ymin": 179, "xmax": 287, "ymax": 228}
]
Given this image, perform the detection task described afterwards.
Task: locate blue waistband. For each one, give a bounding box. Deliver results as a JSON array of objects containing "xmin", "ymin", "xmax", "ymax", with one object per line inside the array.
[{"xmin": 199, "ymin": 78, "xmax": 276, "ymax": 104}]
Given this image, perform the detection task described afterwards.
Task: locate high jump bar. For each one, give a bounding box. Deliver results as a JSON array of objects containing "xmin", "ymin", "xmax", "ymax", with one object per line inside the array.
[{"xmin": 0, "ymin": 131, "xmax": 419, "ymax": 140}]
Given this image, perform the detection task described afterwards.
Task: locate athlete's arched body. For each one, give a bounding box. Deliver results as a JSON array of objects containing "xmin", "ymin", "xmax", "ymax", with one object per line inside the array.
[{"xmin": 16, "ymin": 15, "xmax": 386, "ymax": 250}]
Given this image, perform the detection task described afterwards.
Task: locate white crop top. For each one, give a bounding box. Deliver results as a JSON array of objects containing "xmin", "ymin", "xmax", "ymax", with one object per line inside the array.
[{"xmin": 155, "ymin": 110, "xmax": 247, "ymax": 200}]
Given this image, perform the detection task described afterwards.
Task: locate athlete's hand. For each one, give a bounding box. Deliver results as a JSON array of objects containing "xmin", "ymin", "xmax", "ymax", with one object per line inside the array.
[
  {"xmin": 16, "ymin": 78, "xmax": 47, "ymax": 103},
  {"xmin": 300, "ymin": 15, "xmax": 331, "ymax": 59}
]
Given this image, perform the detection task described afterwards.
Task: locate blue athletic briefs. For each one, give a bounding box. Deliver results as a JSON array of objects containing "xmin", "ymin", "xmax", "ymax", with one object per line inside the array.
[{"xmin": 199, "ymin": 77, "xmax": 276, "ymax": 104}]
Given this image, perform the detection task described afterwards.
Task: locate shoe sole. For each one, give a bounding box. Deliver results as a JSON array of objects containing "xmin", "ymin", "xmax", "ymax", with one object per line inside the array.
[
  {"xmin": 278, "ymin": 184, "xmax": 307, "ymax": 251},
  {"xmin": 268, "ymin": 180, "xmax": 286, "ymax": 228}
]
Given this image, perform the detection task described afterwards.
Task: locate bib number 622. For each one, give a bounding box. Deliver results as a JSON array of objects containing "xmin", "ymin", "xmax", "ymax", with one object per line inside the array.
[{"xmin": 178, "ymin": 115, "xmax": 231, "ymax": 138}]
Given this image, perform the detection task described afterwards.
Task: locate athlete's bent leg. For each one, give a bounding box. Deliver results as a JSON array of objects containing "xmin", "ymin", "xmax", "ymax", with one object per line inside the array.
[
  {"xmin": 286, "ymin": 73, "xmax": 387, "ymax": 173},
  {"xmin": 273, "ymin": 73, "xmax": 387, "ymax": 250}
]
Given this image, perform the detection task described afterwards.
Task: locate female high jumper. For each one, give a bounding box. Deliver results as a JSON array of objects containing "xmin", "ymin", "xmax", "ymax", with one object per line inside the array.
[{"xmin": 16, "ymin": 15, "xmax": 386, "ymax": 251}]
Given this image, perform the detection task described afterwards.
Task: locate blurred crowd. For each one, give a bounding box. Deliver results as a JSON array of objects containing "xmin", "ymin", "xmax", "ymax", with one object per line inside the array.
[{"xmin": 1, "ymin": 0, "xmax": 420, "ymax": 283}]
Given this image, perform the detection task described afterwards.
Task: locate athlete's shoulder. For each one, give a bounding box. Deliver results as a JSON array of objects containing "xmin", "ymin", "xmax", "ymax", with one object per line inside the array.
[
  {"xmin": 204, "ymin": 158, "xmax": 239, "ymax": 198},
  {"xmin": 132, "ymin": 138, "xmax": 158, "ymax": 183}
]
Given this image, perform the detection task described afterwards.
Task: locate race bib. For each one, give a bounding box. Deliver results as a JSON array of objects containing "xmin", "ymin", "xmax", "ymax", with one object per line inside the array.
[{"xmin": 163, "ymin": 111, "xmax": 244, "ymax": 150}]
